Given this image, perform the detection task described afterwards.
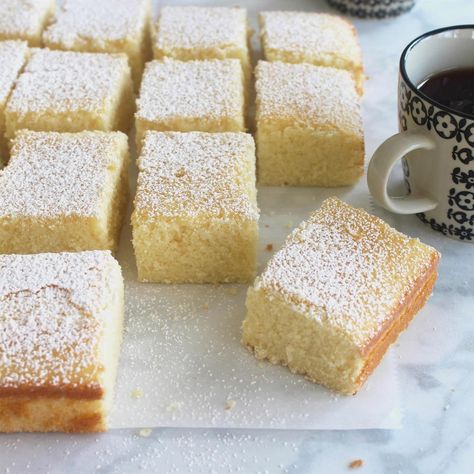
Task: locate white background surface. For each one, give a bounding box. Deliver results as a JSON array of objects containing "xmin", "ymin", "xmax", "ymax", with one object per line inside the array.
[{"xmin": 1, "ymin": 0, "xmax": 474, "ymax": 473}]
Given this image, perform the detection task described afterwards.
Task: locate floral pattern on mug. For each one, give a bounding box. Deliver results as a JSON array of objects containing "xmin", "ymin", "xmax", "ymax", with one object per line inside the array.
[
  {"xmin": 433, "ymin": 111, "xmax": 457, "ymax": 139},
  {"xmin": 452, "ymin": 168, "xmax": 474, "ymax": 189},
  {"xmin": 400, "ymin": 73, "xmax": 474, "ymax": 242},
  {"xmin": 452, "ymin": 146, "xmax": 474, "ymax": 165}
]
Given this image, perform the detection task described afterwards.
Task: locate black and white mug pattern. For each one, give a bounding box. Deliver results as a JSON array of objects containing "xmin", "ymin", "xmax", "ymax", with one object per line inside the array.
[
  {"xmin": 327, "ymin": 0, "xmax": 415, "ymax": 19},
  {"xmin": 400, "ymin": 78, "xmax": 474, "ymax": 241}
]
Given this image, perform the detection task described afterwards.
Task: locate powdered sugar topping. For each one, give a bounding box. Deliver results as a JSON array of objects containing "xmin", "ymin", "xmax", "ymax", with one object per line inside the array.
[
  {"xmin": 7, "ymin": 48, "xmax": 129, "ymax": 115},
  {"xmin": 0, "ymin": 251, "xmax": 121, "ymax": 391},
  {"xmin": 256, "ymin": 198, "xmax": 438, "ymax": 347},
  {"xmin": 134, "ymin": 131, "xmax": 258, "ymax": 220},
  {"xmin": 260, "ymin": 11, "xmax": 361, "ymax": 65},
  {"xmin": 0, "ymin": 0, "xmax": 52, "ymax": 40},
  {"xmin": 136, "ymin": 58, "xmax": 244, "ymax": 123},
  {"xmin": 0, "ymin": 130, "xmax": 127, "ymax": 218},
  {"xmin": 0, "ymin": 40, "xmax": 28, "ymax": 105},
  {"xmin": 44, "ymin": 0, "xmax": 150, "ymax": 47},
  {"xmin": 256, "ymin": 61, "xmax": 362, "ymax": 135},
  {"xmin": 156, "ymin": 6, "xmax": 247, "ymax": 51}
]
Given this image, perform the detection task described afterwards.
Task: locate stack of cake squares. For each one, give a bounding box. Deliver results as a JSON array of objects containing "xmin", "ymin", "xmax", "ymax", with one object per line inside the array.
[
  {"xmin": 0, "ymin": 0, "xmax": 148, "ymax": 433},
  {"xmin": 133, "ymin": 6, "xmax": 259, "ymax": 284},
  {"xmin": 256, "ymin": 11, "xmax": 365, "ymax": 186}
]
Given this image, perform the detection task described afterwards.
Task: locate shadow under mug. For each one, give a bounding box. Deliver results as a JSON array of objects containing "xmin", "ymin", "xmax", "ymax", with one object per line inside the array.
[{"xmin": 368, "ymin": 25, "xmax": 474, "ymax": 242}]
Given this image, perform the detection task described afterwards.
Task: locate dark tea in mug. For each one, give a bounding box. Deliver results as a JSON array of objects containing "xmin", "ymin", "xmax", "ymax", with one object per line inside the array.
[{"xmin": 418, "ymin": 67, "xmax": 474, "ymax": 117}]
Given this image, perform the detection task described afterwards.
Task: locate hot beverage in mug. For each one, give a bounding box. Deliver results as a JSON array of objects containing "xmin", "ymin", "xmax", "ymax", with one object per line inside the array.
[{"xmin": 419, "ymin": 67, "xmax": 474, "ymax": 117}]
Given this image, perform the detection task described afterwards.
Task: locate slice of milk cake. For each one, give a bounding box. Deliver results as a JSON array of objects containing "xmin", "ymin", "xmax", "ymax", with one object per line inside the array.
[
  {"xmin": 242, "ymin": 197, "xmax": 440, "ymax": 394},
  {"xmin": 132, "ymin": 131, "xmax": 259, "ymax": 283},
  {"xmin": 0, "ymin": 251, "xmax": 124, "ymax": 432}
]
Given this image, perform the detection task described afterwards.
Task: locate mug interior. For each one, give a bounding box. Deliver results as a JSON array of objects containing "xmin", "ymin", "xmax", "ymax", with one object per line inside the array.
[{"xmin": 401, "ymin": 25, "xmax": 474, "ymax": 118}]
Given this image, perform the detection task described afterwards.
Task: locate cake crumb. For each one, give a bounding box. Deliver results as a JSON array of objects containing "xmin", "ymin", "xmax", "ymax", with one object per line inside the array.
[
  {"xmin": 131, "ymin": 388, "xmax": 143, "ymax": 399},
  {"xmin": 349, "ymin": 459, "xmax": 363, "ymax": 469},
  {"xmin": 266, "ymin": 243, "xmax": 273, "ymax": 251},
  {"xmin": 225, "ymin": 399, "xmax": 236, "ymax": 411},
  {"xmin": 138, "ymin": 428, "xmax": 152, "ymax": 438},
  {"xmin": 166, "ymin": 401, "xmax": 183, "ymax": 412},
  {"xmin": 202, "ymin": 302, "xmax": 209, "ymax": 310},
  {"xmin": 284, "ymin": 221, "xmax": 293, "ymax": 229},
  {"xmin": 228, "ymin": 287, "xmax": 238, "ymax": 296}
]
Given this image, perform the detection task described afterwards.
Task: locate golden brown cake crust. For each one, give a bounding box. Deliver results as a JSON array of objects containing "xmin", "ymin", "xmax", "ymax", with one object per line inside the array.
[
  {"xmin": 0, "ymin": 397, "xmax": 105, "ymax": 433},
  {"xmin": 355, "ymin": 254, "xmax": 439, "ymax": 392}
]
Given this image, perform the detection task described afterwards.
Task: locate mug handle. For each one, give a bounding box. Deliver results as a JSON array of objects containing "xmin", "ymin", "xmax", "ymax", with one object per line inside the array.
[{"xmin": 367, "ymin": 131, "xmax": 438, "ymax": 214}]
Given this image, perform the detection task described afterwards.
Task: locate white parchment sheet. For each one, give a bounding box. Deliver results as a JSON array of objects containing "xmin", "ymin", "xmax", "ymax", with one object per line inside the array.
[{"xmin": 109, "ymin": 182, "xmax": 401, "ymax": 430}]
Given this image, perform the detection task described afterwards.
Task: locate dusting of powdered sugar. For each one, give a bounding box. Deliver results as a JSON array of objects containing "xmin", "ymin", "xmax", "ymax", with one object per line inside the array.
[
  {"xmin": 260, "ymin": 11, "xmax": 361, "ymax": 65},
  {"xmin": 256, "ymin": 197, "xmax": 439, "ymax": 346},
  {"xmin": 133, "ymin": 131, "xmax": 258, "ymax": 220},
  {"xmin": 0, "ymin": 251, "xmax": 120, "ymax": 390},
  {"xmin": 155, "ymin": 6, "xmax": 247, "ymax": 52},
  {"xmin": 43, "ymin": 0, "xmax": 150, "ymax": 47},
  {"xmin": 255, "ymin": 61, "xmax": 362, "ymax": 136},
  {"xmin": 0, "ymin": 130, "xmax": 127, "ymax": 218},
  {"xmin": 0, "ymin": 0, "xmax": 53, "ymax": 40},
  {"xmin": 136, "ymin": 58, "xmax": 243, "ymax": 123},
  {"xmin": 7, "ymin": 48, "xmax": 129, "ymax": 115},
  {"xmin": 0, "ymin": 41, "xmax": 28, "ymax": 105}
]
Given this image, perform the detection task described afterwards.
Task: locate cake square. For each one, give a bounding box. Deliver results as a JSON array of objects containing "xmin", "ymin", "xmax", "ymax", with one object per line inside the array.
[
  {"xmin": 153, "ymin": 6, "xmax": 251, "ymax": 80},
  {"xmin": 5, "ymin": 49, "xmax": 134, "ymax": 140},
  {"xmin": 132, "ymin": 131, "xmax": 259, "ymax": 283},
  {"xmin": 135, "ymin": 58, "xmax": 245, "ymax": 151},
  {"xmin": 0, "ymin": 250, "xmax": 124, "ymax": 432},
  {"xmin": 43, "ymin": 0, "xmax": 152, "ymax": 88},
  {"xmin": 0, "ymin": 130, "xmax": 129, "ymax": 254},
  {"xmin": 0, "ymin": 40, "xmax": 28, "ymax": 167},
  {"xmin": 0, "ymin": 0, "xmax": 55, "ymax": 46},
  {"xmin": 255, "ymin": 61, "xmax": 364, "ymax": 187},
  {"xmin": 242, "ymin": 197, "xmax": 440, "ymax": 395},
  {"xmin": 259, "ymin": 11, "xmax": 364, "ymax": 94}
]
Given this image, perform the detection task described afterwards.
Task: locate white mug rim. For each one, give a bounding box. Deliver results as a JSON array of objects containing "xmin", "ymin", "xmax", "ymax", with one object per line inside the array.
[{"xmin": 400, "ymin": 24, "xmax": 474, "ymax": 121}]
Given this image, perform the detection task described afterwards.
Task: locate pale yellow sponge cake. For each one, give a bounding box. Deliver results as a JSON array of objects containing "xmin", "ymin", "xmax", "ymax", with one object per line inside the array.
[
  {"xmin": 259, "ymin": 11, "xmax": 364, "ymax": 93},
  {"xmin": 0, "ymin": 250, "xmax": 124, "ymax": 432},
  {"xmin": 0, "ymin": 130, "xmax": 129, "ymax": 254},
  {"xmin": 43, "ymin": 0, "xmax": 152, "ymax": 88},
  {"xmin": 242, "ymin": 198, "xmax": 440, "ymax": 395},
  {"xmin": 132, "ymin": 131, "xmax": 259, "ymax": 283},
  {"xmin": 255, "ymin": 61, "xmax": 364, "ymax": 187},
  {"xmin": 153, "ymin": 6, "xmax": 251, "ymax": 80},
  {"xmin": 5, "ymin": 49, "xmax": 134, "ymax": 140},
  {"xmin": 0, "ymin": 40, "xmax": 28, "ymax": 166},
  {"xmin": 0, "ymin": 0, "xmax": 55, "ymax": 46},
  {"xmin": 135, "ymin": 58, "xmax": 245, "ymax": 151}
]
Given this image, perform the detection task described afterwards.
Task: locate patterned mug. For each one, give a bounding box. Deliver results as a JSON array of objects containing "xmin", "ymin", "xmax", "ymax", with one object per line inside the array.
[{"xmin": 368, "ymin": 25, "xmax": 474, "ymax": 242}]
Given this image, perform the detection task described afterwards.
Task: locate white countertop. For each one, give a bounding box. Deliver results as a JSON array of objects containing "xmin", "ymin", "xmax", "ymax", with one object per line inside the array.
[{"xmin": 1, "ymin": 0, "xmax": 473, "ymax": 473}]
